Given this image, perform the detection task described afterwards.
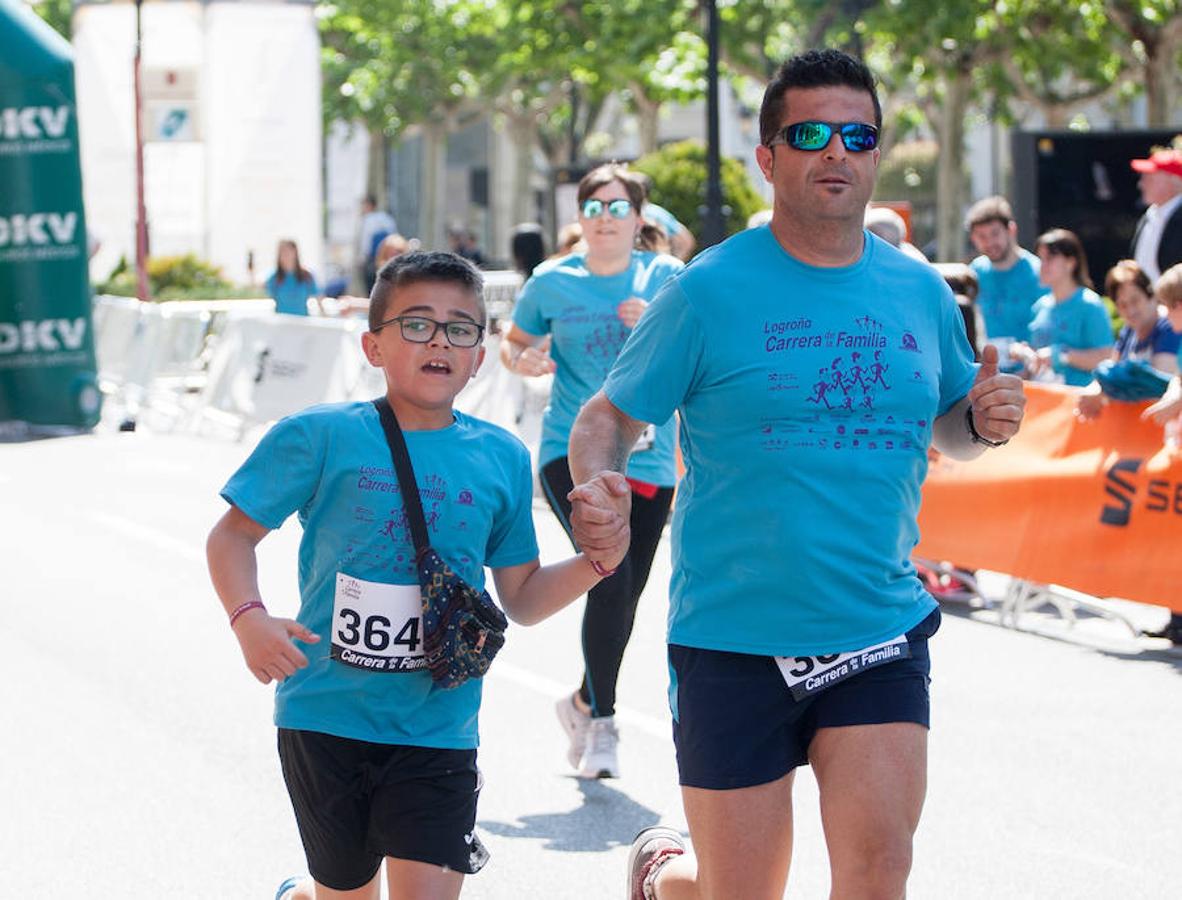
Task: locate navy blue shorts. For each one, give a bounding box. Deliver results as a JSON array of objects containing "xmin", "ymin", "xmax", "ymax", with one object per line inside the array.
[
  {"xmin": 278, "ymin": 729, "xmax": 489, "ymax": 890},
  {"xmin": 669, "ymin": 608, "xmax": 940, "ymax": 790}
]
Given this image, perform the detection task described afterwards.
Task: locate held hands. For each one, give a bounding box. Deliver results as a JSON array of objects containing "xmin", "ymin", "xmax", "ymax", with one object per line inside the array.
[
  {"xmin": 233, "ymin": 609, "xmax": 320, "ymax": 685},
  {"xmin": 568, "ymin": 471, "xmax": 632, "ymax": 573},
  {"xmin": 616, "ymin": 297, "xmax": 649, "ymax": 329},
  {"xmin": 968, "ymin": 344, "xmax": 1026, "ymax": 443},
  {"xmin": 514, "ymin": 345, "xmax": 557, "ymax": 378}
]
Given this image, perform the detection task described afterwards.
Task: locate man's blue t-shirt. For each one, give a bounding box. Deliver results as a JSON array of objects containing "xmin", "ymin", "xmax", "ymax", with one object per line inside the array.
[
  {"xmin": 266, "ymin": 271, "xmax": 321, "ymax": 316},
  {"xmin": 1028, "ymin": 287, "xmax": 1114, "ymax": 386},
  {"xmin": 643, "ymin": 202, "xmax": 685, "ymax": 238},
  {"xmin": 220, "ymin": 402, "xmax": 538, "ymax": 749},
  {"xmin": 970, "ymin": 249, "xmax": 1042, "ymax": 343},
  {"xmin": 603, "ymin": 228, "xmax": 977, "ymax": 657},
  {"xmin": 512, "ymin": 250, "xmax": 684, "ymax": 484},
  {"xmin": 1114, "ymin": 317, "xmax": 1181, "ymax": 363}
]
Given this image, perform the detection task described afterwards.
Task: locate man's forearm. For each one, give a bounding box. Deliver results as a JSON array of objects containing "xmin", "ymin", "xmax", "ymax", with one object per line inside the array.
[
  {"xmin": 930, "ymin": 396, "xmax": 987, "ymax": 461},
  {"xmin": 568, "ymin": 390, "xmax": 646, "ymax": 483}
]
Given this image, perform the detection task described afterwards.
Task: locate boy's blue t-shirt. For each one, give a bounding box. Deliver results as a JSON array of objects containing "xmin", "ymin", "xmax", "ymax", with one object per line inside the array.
[
  {"xmin": 220, "ymin": 402, "xmax": 539, "ymax": 749},
  {"xmin": 512, "ymin": 250, "xmax": 684, "ymax": 484},
  {"xmin": 266, "ymin": 270, "xmax": 321, "ymax": 316},
  {"xmin": 603, "ymin": 228, "xmax": 977, "ymax": 657},
  {"xmin": 1114, "ymin": 317, "xmax": 1181, "ymax": 362},
  {"xmin": 1028, "ymin": 287, "xmax": 1114, "ymax": 386},
  {"xmin": 970, "ymin": 249, "xmax": 1042, "ymax": 343}
]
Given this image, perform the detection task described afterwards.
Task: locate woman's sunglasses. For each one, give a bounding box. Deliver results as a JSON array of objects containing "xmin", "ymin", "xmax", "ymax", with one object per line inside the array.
[
  {"xmin": 767, "ymin": 121, "xmax": 879, "ymax": 153},
  {"xmin": 580, "ymin": 198, "xmax": 635, "ymax": 220}
]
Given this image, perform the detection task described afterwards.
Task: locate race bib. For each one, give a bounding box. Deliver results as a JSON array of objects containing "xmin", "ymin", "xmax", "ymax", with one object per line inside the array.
[
  {"xmin": 774, "ymin": 633, "xmax": 910, "ymax": 700},
  {"xmin": 633, "ymin": 424, "xmax": 656, "ymax": 453},
  {"xmin": 331, "ymin": 573, "xmax": 426, "ymax": 673}
]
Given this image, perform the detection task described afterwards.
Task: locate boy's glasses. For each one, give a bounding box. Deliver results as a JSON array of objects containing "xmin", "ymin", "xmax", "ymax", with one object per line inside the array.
[
  {"xmin": 767, "ymin": 121, "xmax": 879, "ymax": 153},
  {"xmin": 580, "ymin": 198, "xmax": 635, "ymax": 220},
  {"xmin": 373, "ymin": 315, "xmax": 485, "ymax": 348}
]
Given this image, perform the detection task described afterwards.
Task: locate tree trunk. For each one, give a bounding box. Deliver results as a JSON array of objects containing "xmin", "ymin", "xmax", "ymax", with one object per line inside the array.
[
  {"xmin": 367, "ymin": 130, "xmax": 387, "ymax": 207},
  {"xmin": 420, "ymin": 121, "xmax": 448, "ymax": 251},
  {"xmin": 632, "ymin": 85, "xmax": 661, "ymax": 155},
  {"xmin": 935, "ymin": 72, "xmax": 970, "ymax": 262}
]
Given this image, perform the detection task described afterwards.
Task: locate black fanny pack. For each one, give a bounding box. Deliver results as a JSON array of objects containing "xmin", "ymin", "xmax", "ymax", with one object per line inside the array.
[{"xmin": 373, "ymin": 399, "xmax": 508, "ymax": 689}]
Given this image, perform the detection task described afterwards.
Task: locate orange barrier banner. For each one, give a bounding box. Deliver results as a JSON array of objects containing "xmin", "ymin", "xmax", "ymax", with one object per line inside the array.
[{"xmin": 915, "ymin": 384, "xmax": 1181, "ymax": 613}]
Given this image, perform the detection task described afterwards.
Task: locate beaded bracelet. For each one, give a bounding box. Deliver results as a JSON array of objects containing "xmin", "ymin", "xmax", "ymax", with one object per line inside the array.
[{"xmin": 228, "ymin": 600, "xmax": 266, "ymax": 628}]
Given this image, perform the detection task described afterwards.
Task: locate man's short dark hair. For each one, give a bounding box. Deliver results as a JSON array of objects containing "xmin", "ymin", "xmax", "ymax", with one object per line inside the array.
[
  {"xmin": 759, "ymin": 49, "xmax": 882, "ymax": 146},
  {"xmin": 368, "ymin": 251, "xmax": 486, "ymax": 331},
  {"xmin": 965, "ymin": 196, "xmax": 1014, "ymax": 231}
]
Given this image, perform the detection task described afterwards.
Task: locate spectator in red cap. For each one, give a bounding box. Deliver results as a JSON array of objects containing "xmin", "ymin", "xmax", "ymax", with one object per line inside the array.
[{"xmin": 1130, "ymin": 141, "xmax": 1182, "ymax": 282}]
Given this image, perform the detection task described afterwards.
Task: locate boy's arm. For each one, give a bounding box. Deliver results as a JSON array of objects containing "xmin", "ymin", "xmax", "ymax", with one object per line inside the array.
[
  {"xmin": 492, "ymin": 543, "xmax": 624, "ymax": 627},
  {"xmin": 207, "ymin": 505, "xmax": 320, "ymax": 684}
]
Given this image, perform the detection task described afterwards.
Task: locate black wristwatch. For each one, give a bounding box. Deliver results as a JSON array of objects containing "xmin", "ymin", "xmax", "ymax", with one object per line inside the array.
[{"xmin": 965, "ymin": 405, "xmax": 1008, "ymax": 448}]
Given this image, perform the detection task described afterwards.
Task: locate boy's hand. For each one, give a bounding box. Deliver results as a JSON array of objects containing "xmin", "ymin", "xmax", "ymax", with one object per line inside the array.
[
  {"xmin": 568, "ymin": 471, "xmax": 631, "ymax": 561},
  {"xmin": 232, "ymin": 611, "xmax": 320, "ymax": 684}
]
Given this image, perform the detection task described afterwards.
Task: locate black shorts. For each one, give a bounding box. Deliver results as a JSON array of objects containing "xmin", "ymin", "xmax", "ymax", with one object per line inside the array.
[
  {"xmin": 670, "ymin": 608, "xmax": 941, "ymax": 790},
  {"xmin": 277, "ymin": 729, "xmax": 488, "ymax": 891}
]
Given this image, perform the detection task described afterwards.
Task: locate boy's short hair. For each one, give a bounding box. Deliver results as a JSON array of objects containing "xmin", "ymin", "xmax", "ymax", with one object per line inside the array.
[
  {"xmin": 369, "ymin": 251, "xmax": 486, "ymax": 332},
  {"xmin": 1156, "ymin": 263, "xmax": 1182, "ymax": 308},
  {"xmin": 965, "ymin": 196, "xmax": 1014, "ymax": 231},
  {"xmin": 759, "ymin": 49, "xmax": 882, "ymax": 146}
]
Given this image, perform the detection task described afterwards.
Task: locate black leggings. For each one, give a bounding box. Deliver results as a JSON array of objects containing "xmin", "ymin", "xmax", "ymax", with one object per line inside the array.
[{"xmin": 540, "ymin": 457, "xmax": 675, "ymax": 718}]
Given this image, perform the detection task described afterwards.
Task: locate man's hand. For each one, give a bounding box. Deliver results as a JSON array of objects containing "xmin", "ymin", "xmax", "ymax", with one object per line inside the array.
[
  {"xmin": 968, "ymin": 344, "xmax": 1026, "ymax": 442},
  {"xmin": 568, "ymin": 471, "xmax": 632, "ymax": 565},
  {"xmin": 233, "ymin": 610, "xmax": 320, "ymax": 685},
  {"xmin": 1075, "ymin": 388, "xmax": 1106, "ymax": 421}
]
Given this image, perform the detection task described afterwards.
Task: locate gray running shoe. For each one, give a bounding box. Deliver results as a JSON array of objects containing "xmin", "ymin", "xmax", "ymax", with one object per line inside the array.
[
  {"xmin": 578, "ymin": 715, "xmax": 620, "ymax": 779},
  {"xmin": 626, "ymin": 826, "xmax": 685, "ymax": 899},
  {"xmin": 555, "ymin": 692, "xmax": 590, "ymax": 770}
]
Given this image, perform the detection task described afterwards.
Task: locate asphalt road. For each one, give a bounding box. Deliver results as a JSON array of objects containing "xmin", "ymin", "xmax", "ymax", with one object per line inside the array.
[{"xmin": 1, "ymin": 424, "xmax": 1179, "ymax": 899}]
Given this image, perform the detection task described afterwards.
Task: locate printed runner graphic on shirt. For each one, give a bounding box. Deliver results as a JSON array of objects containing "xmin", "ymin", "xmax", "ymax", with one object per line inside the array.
[{"xmin": 758, "ymin": 314, "xmax": 933, "ymax": 455}]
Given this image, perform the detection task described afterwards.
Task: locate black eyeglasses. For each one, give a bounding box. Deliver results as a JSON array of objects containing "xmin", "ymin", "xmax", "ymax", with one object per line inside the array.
[
  {"xmin": 580, "ymin": 198, "xmax": 635, "ymax": 220},
  {"xmin": 373, "ymin": 315, "xmax": 485, "ymax": 348},
  {"xmin": 767, "ymin": 121, "xmax": 879, "ymax": 153}
]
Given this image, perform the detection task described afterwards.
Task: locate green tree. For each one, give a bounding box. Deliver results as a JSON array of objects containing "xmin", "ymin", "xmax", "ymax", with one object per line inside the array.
[
  {"xmin": 633, "ymin": 139, "xmax": 765, "ymax": 239},
  {"xmin": 30, "ymin": 0, "xmax": 71, "ymax": 39}
]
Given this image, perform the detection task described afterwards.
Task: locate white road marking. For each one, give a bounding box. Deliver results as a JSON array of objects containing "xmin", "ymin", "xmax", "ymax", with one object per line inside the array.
[{"xmin": 85, "ymin": 510, "xmax": 205, "ymax": 562}]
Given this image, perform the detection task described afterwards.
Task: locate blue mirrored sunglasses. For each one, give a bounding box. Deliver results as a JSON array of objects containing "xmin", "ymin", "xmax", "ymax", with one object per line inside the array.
[
  {"xmin": 580, "ymin": 198, "xmax": 635, "ymax": 220},
  {"xmin": 767, "ymin": 121, "xmax": 879, "ymax": 153}
]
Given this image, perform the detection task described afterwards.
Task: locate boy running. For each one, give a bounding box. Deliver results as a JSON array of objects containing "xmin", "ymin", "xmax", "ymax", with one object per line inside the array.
[{"xmin": 207, "ymin": 252, "xmax": 625, "ymax": 900}]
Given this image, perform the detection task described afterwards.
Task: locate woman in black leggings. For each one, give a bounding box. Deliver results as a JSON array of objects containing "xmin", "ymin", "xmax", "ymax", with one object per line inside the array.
[{"xmin": 499, "ymin": 164, "xmax": 683, "ymax": 778}]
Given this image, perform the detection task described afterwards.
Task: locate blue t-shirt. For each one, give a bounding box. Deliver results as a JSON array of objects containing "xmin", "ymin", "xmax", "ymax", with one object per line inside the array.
[
  {"xmin": 970, "ymin": 249, "xmax": 1042, "ymax": 343},
  {"xmin": 266, "ymin": 270, "xmax": 321, "ymax": 316},
  {"xmin": 1028, "ymin": 287, "xmax": 1114, "ymax": 386},
  {"xmin": 220, "ymin": 402, "xmax": 539, "ymax": 749},
  {"xmin": 603, "ymin": 228, "xmax": 978, "ymax": 656},
  {"xmin": 512, "ymin": 250, "xmax": 684, "ymax": 484},
  {"xmin": 1114, "ymin": 317, "xmax": 1181, "ymax": 363}
]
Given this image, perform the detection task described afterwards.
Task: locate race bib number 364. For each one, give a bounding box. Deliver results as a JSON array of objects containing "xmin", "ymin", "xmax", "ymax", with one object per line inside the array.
[
  {"xmin": 331, "ymin": 573, "xmax": 426, "ymax": 673},
  {"xmin": 774, "ymin": 634, "xmax": 910, "ymax": 700}
]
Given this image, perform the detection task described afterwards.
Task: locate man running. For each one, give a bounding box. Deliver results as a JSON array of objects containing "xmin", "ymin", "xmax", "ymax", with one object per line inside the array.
[{"xmin": 566, "ymin": 49, "xmax": 1027, "ymax": 900}]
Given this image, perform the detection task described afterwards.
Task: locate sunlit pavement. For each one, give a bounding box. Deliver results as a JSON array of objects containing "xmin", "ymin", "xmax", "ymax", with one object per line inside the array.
[{"xmin": 2, "ymin": 423, "xmax": 1178, "ymax": 899}]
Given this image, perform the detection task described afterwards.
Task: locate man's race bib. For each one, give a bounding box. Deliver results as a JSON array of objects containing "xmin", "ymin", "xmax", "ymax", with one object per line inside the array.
[
  {"xmin": 774, "ymin": 633, "xmax": 910, "ymax": 700},
  {"xmin": 331, "ymin": 573, "xmax": 426, "ymax": 673},
  {"xmin": 633, "ymin": 424, "xmax": 656, "ymax": 453}
]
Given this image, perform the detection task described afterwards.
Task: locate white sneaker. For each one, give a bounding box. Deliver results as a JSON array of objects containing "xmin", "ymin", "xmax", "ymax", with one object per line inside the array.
[
  {"xmin": 578, "ymin": 715, "xmax": 620, "ymax": 779},
  {"xmin": 555, "ymin": 693, "xmax": 591, "ymax": 770}
]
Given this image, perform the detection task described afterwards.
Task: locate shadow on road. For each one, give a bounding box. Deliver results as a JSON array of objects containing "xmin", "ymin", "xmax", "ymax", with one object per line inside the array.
[{"xmin": 479, "ymin": 778, "xmax": 664, "ymax": 852}]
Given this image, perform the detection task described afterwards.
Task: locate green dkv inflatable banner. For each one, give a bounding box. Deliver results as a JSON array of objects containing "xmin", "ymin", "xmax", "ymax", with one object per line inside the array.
[{"xmin": 0, "ymin": 0, "xmax": 101, "ymax": 428}]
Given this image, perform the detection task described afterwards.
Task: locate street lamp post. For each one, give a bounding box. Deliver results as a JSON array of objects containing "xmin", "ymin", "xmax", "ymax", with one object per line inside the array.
[
  {"xmin": 701, "ymin": 0, "xmax": 725, "ymax": 248},
  {"xmin": 133, "ymin": 0, "xmax": 151, "ymax": 302}
]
